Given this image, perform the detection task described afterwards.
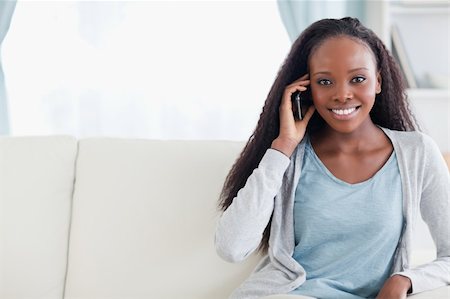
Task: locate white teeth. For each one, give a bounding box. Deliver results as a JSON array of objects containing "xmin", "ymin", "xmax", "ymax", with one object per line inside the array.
[{"xmin": 331, "ymin": 107, "xmax": 356, "ymax": 115}]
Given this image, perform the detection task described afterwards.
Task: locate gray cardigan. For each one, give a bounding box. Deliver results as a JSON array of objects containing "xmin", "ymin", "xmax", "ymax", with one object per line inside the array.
[{"xmin": 215, "ymin": 127, "xmax": 450, "ymax": 298}]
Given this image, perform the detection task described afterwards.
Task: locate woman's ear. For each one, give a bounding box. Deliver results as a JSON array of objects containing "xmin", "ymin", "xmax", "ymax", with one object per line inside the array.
[{"xmin": 376, "ymin": 71, "xmax": 382, "ymax": 94}]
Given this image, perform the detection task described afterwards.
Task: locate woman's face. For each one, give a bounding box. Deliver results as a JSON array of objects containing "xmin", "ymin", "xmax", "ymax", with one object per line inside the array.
[{"xmin": 308, "ymin": 36, "xmax": 382, "ymax": 134}]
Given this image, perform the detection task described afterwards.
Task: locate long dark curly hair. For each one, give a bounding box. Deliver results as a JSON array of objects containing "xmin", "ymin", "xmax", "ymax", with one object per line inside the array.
[{"xmin": 218, "ymin": 17, "xmax": 419, "ymax": 255}]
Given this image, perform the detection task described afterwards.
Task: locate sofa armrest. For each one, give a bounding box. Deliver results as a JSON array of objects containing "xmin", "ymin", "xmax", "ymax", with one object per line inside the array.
[{"xmin": 409, "ymin": 285, "xmax": 450, "ymax": 298}]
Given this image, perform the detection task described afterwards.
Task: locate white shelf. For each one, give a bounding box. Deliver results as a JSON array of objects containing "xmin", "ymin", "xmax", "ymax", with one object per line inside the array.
[{"xmin": 375, "ymin": 1, "xmax": 450, "ymax": 153}]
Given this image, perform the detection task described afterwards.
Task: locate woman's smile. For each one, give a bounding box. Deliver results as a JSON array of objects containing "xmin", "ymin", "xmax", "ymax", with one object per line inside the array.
[{"xmin": 328, "ymin": 105, "xmax": 361, "ymax": 120}]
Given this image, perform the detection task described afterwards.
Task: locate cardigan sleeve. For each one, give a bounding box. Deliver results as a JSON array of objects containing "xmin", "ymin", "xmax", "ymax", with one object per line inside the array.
[
  {"xmin": 214, "ymin": 148, "xmax": 291, "ymax": 263},
  {"xmin": 392, "ymin": 135, "xmax": 450, "ymax": 294}
]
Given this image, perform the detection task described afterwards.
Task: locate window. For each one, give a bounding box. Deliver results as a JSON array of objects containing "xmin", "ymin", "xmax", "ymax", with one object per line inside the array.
[{"xmin": 3, "ymin": 1, "xmax": 290, "ymax": 140}]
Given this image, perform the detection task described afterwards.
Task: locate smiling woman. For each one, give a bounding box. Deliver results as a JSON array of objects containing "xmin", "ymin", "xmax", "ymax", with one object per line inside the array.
[{"xmin": 215, "ymin": 17, "xmax": 449, "ymax": 299}]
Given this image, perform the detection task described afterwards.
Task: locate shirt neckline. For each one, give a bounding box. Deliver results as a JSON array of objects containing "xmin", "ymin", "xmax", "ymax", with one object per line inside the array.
[{"xmin": 305, "ymin": 135, "xmax": 396, "ymax": 187}]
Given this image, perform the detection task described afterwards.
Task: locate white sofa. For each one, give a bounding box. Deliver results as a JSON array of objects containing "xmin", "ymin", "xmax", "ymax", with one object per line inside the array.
[{"xmin": 0, "ymin": 136, "xmax": 448, "ymax": 299}]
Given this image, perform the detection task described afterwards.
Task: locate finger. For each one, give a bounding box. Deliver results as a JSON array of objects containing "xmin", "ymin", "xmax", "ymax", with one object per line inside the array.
[
  {"xmin": 287, "ymin": 85, "xmax": 308, "ymax": 95},
  {"xmin": 299, "ymin": 73, "xmax": 309, "ymax": 80},
  {"xmin": 287, "ymin": 79, "xmax": 310, "ymax": 89},
  {"xmin": 293, "ymin": 73, "xmax": 310, "ymax": 83},
  {"xmin": 287, "ymin": 73, "xmax": 310, "ymax": 85}
]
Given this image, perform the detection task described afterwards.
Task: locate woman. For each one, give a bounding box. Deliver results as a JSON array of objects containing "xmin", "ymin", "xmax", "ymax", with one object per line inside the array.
[{"xmin": 215, "ymin": 17, "xmax": 449, "ymax": 299}]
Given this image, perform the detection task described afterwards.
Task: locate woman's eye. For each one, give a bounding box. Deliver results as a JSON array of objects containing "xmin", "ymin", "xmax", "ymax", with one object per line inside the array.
[
  {"xmin": 317, "ymin": 79, "xmax": 332, "ymax": 86},
  {"xmin": 352, "ymin": 76, "xmax": 366, "ymax": 83}
]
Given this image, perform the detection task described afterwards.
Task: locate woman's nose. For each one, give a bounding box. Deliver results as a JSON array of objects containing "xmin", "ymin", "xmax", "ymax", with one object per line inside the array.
[{"xmin": 333, "ymin": 83, "xmax": 353, "ymax": 103}]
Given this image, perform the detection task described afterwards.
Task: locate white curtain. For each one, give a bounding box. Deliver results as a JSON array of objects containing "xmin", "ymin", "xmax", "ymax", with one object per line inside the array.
[
  {"xmin": 3, "ymin": 1, "xmax": 291, "ymax": 140},
  {"xmin": 277, "ymin": 0, "xmax": 367, "ymax": 42},
  {"xmin": 0, "ymin": 0, "xmax": 16, "ymax": 135}
]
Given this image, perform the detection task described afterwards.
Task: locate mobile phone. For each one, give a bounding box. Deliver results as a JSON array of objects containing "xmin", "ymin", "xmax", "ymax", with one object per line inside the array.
[{"xmin": 291, "ymin": 88, "xmax": 312, "ymax": 120}]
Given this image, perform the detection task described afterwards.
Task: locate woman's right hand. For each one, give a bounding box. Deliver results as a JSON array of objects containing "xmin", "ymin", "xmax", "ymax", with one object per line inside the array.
[{"xmin": 271, "ymin": 73, "xmax": 316, "ymax": 157}]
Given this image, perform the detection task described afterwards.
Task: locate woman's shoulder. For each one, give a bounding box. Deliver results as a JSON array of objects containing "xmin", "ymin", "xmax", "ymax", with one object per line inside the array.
[
  {"xmin": 380, "ymin": 127, "xmax": 443, "ymax": 164},
  {"xmin": 379, "ymin": 127, "xmax": 435, "ymax": 149}
]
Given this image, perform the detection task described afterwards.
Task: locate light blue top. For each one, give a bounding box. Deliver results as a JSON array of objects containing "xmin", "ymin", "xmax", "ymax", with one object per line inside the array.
[
  {"xmin": 290, "ymin": 136, "xmax": 404, "ymax": 299},
  {"xmin": 216, "ymin": 128, "xmax": 450, "ymax": 299}
]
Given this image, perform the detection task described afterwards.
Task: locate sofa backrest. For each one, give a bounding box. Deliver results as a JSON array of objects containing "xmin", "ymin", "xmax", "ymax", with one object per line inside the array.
[
  {"xmin": 63, "ymin": 138, "xmax": 261, "ymax": 299},
  {"xmin": 0, "ymin": 136, "xmax": 77, "ymax": 299}
]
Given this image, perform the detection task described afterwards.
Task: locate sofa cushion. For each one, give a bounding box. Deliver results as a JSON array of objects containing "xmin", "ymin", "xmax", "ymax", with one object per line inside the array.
[
  {"xmin": 64, "ymin": 139, "xmax": 261, "ymax": 299},
  {"xmin": 0, "ymin": 136, "xmax": 77, "ymax": 299}
]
